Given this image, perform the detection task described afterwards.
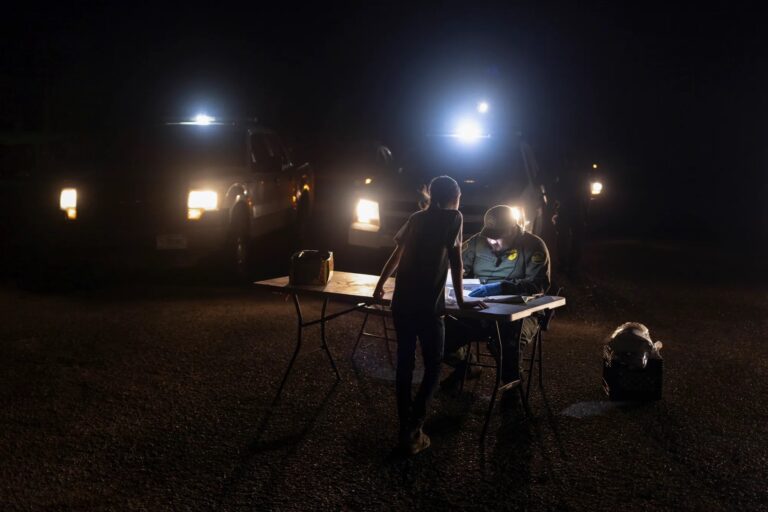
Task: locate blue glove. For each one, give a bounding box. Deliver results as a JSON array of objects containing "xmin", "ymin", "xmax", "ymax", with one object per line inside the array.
[{"xmin": 468, "ymin": 282, "xmax": 503, "ymax": 297}]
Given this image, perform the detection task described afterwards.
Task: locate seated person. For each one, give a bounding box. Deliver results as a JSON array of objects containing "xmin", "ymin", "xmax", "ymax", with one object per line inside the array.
[{"xmin": 444, "ymin": 205, "xmax": 551, "ymax": 385}]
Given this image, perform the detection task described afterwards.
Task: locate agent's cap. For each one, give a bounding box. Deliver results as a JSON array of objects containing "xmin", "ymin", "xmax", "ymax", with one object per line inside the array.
[{"xmin": 480, "ymin": 205, "xmax": 520, "ymax": 239}]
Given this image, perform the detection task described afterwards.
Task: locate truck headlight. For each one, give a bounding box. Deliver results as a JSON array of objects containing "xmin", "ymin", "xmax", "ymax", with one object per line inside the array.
[
  {"xmin": 355, "ymin": 199, "xmax": 380, "ymax": 226},
  {"xmin": 59, "ymin": 188, "xmax": 78, "ymax": 220},
  {"xmin": 591, "ymin": 181, "xmax": 603, "ymax": 196},
  {"xmin": 187, "ymin": 190, "xmax": 218, "ymax": 220}
]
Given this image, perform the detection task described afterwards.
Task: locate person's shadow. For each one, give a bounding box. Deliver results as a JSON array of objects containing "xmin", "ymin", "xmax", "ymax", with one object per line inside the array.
[
  {"xmin": 479, "ymin": 394, "xmax": 535, "ymax": 505},
  {"xmin": 215, "ymin": 380, "xmax": 340, "ymax": 506},
  {"xmin": 487, "ymin": 388, "xmax": 572, "ymax": 507}
]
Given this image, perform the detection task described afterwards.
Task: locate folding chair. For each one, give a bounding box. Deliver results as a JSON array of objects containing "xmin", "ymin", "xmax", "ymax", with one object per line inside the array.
[{"xmin": 351, "ymin": 305, "xmax": 397, "ymax": 366}]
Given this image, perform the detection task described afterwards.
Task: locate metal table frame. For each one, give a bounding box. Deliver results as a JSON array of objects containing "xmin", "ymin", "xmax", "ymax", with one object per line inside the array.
[
  {"xmin": 276, "ymin": 294, "xmax": 367, "ymax": 397},
  {"xmin": 457, "ymin": 319, "xmax": 531, "ymax": 439},
  {"xmin": 253, "ymin": 271, "xmax": 565, "ymax": 439}
]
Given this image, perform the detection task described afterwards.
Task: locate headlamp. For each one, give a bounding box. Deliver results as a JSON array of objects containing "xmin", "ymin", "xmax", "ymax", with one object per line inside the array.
[
  {"xmin": 59, "ymin": 188, "xmax": 77, "ymax": 220},
  {"xmin": 187, "ymin": 190, "xmax": 218, "ymax": 220},
  {"xmin": 354, "ymin": 199, "xmax": 380, "ymax": 230}
]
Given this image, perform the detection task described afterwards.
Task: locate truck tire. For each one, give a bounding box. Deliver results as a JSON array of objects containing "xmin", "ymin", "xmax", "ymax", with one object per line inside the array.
[{"xmin": 228, "ymin": 211, "xmax": 252, "ymax": 280}]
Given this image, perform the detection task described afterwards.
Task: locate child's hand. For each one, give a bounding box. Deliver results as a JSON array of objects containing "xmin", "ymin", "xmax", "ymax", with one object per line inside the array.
[{"xmin": 459, "ymin": 298, "xmax": 488, "ymax": 310}]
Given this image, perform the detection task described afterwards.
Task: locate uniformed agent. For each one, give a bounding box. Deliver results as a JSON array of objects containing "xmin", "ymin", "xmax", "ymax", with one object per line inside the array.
[
  {"xmin": 464, "ymin": 205, "xmax": 551, "ymax": 297},
  {"xmin": 443, "ymin": 205, "xmax": 551, "ymax": 385}
]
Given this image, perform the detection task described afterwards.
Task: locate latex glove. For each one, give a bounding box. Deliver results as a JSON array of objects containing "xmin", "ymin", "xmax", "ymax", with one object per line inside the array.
[{"xmin": 468, "ymin": 282, "xmax": 503, "ymax": 297}]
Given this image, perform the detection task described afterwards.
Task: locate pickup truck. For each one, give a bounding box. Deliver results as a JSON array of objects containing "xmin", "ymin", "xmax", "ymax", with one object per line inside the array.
[
  {"xmin": 348, "ymin": 131, "xmax": 549, "ymax": 249},
  {"xmin": 45, "ymin": 117, "xmax": 313, "ymax": 275}
]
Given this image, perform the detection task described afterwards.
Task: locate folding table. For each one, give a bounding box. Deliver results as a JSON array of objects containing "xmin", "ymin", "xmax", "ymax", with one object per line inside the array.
[{"xmin": 253, "ymin": 271, "xmax": 565, "ymax": 439}]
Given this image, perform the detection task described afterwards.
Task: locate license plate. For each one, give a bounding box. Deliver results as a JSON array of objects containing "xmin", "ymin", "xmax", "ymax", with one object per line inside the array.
[{"xmin": 156, "ymin": 234, "xmax": 187, "ymax": 250}]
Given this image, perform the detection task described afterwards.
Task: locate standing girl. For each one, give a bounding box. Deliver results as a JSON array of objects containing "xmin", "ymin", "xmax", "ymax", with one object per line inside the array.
[{"xmin": 374, "ymin": 175, "xmax": 486, "ymax": 454}]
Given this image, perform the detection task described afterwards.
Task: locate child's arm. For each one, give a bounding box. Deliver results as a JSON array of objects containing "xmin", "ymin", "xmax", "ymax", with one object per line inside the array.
[
  {"xmin": 448, "ymin": 245, "xmax": 487, "ymax": 310},
  {"xmin": 373, "ymin": 244, "xmax": 403, "ymax": 301}
]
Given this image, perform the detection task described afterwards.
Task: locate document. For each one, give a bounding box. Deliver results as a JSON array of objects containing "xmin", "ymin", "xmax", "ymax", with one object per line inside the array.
[{"xmin": 445, "ymin": 283, "xmax": 534, "ymax": 305}]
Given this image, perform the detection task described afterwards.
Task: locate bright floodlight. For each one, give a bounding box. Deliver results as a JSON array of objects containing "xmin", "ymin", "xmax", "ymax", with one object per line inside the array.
[
  {"xmin": 455, "ymin": 119, "xmax": 483, "ymax": 143},
  {"xmin": 193, "ymin": 114, "xmax": 214, "ymax": 125},
  {"xmin": 591, "ymin": 181, "xmax": 603, "ymax": 195},
  {"xmin": 477, "ymin": 101, "xmax": 489, "ymax": 114}
]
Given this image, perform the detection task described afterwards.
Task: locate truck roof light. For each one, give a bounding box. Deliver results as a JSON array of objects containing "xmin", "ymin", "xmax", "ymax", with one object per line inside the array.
[{"xmin": 193, "ymin": 114, "xmax": 214, "ymax": 125}]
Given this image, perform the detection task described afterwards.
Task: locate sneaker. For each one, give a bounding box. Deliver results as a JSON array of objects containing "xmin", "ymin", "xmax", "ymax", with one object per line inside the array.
[{"xmin": 409, "ymin": 430, "xmax": 431, "ymax": 455}]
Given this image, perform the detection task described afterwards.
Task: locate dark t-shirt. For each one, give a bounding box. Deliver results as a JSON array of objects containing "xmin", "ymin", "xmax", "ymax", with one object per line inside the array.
[{"xmin": 391, "ymin": 207, "xmax": 463, "ymax": 315}]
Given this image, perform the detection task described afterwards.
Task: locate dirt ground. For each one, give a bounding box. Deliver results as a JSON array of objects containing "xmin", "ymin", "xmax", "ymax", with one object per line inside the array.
[{"xmin": 0, "ymin": 235, "xmax": 766, "ymax": 511}]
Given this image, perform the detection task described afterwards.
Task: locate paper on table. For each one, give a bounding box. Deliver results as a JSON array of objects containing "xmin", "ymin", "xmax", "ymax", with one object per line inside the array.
[{"xmin": 445, "ymin": 283, "xmax": 534, "ymax": 305}]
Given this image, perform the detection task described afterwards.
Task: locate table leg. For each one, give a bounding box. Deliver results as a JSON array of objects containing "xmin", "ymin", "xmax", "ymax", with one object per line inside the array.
[
  {"xmin": 274, "ymin": 293, "xmax": 305, "ymax": 400},
  {"xmin": 320, "ymin": 297, "xmax": 341, "ymax": 381},
  {"xmin": 351, "ymin": 311, "xmax": 369, "ymax": 358},
  {"xmin": 481, "ymin": 320, "xmax": 504, "ymax": 440},
  {"xmin": 517, "ymin": 326, "xmax": 531, "ymax": 416}
]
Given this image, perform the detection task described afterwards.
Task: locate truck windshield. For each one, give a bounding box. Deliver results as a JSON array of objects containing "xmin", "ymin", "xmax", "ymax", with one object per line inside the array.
[
  {"xmin": 37, "ymin": 127, "xmax": 246, "ymax": 175},
  {"xmin": 406, "ymin": 138, "xmax": 531, "ymax": 194},
  {"xmin": 157, "ymin": 125, "xmax": 246, "ymax": 169}
]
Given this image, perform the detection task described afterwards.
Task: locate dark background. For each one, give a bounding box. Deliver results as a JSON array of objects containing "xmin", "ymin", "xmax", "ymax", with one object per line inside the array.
[{"xmin": 2, "ymin": 2, "xmax": 766, "ymax": 245}]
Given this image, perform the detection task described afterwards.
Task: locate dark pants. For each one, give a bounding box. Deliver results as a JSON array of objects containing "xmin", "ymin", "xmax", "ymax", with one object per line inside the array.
[
  {"xmin": 555, "ymin": 212, "xmax": 586, "ymax": 276},
  {"xmin": 392, "ymin": 311, "xmax": 445, "ymax": 441},
  {"xmin": 444, "ymin": 316, "xmax": 539, "ymax": 382}
]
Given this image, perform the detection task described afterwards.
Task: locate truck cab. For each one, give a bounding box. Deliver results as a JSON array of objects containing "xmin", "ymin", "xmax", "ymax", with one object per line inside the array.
[{"xmin": 49, "ymin": 117, "xmax": 313, "ymax": 274}]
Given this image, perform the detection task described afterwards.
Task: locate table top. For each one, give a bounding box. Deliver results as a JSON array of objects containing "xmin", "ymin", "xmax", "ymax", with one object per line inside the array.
[{"xmin": 254, "ymin": 271, "xmax": 565, "ymax": 322}]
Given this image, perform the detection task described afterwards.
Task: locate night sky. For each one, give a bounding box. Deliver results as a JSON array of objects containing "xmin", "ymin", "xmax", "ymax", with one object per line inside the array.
[{"xmin": 3, "ymin": 3, "xmax": 766, "ymax": 242}]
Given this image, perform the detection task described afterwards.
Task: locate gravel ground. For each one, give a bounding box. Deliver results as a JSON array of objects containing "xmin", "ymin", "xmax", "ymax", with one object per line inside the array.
[{"xmin": 0, "ymin": 236, "xmax": 766, "ymax": 511}]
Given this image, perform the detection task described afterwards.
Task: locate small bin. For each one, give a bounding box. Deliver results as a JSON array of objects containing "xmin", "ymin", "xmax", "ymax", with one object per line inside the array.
[
  {"xmin": 289, "ymin": 250, "xmax": 334, "ymax": 286},
  {"xmin": 602, "ymin": 322, "xmax": 664, "ymax": 401},
  {"xmin": 602, "ymin": 346, "xmax": 663, "ymax": 401}
]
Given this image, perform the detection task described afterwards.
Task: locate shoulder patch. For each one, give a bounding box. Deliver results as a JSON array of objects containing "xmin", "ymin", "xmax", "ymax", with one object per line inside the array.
[
  {"xmin": 531, "ymin": 252, "xmax": 547, "ymax": 264},
  {"xmin": 507, "ymin": 249, "xmax": 518, "ymax": 261}
]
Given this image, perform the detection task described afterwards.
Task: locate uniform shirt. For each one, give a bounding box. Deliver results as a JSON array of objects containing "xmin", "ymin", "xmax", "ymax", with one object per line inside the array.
[
  {"xmin": 391, "ymin": 207, "xmax": 463, "ymax": 315},
  {"xmin": 462, "ymin": 231, "xmax": 551, "ymax": 295}
]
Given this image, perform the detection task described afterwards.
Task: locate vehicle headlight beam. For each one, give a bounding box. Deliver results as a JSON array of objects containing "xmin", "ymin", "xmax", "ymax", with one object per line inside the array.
[
  {"xmin": 187, "ymin": 190, "xmax": 219, "ymax": 219},
  {"xmin": 355, "ymin": 199, "xmax": 380, "ymax": 226},
  {"xmin": 60, "ymin": 188, "xmax": 78, "ymax": 220}
]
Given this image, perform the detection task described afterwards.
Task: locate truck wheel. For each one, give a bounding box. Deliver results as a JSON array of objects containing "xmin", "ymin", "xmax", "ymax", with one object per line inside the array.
[{"xmin": 228, "ymin": 214, "xmax": 252, "ymax": 280}]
